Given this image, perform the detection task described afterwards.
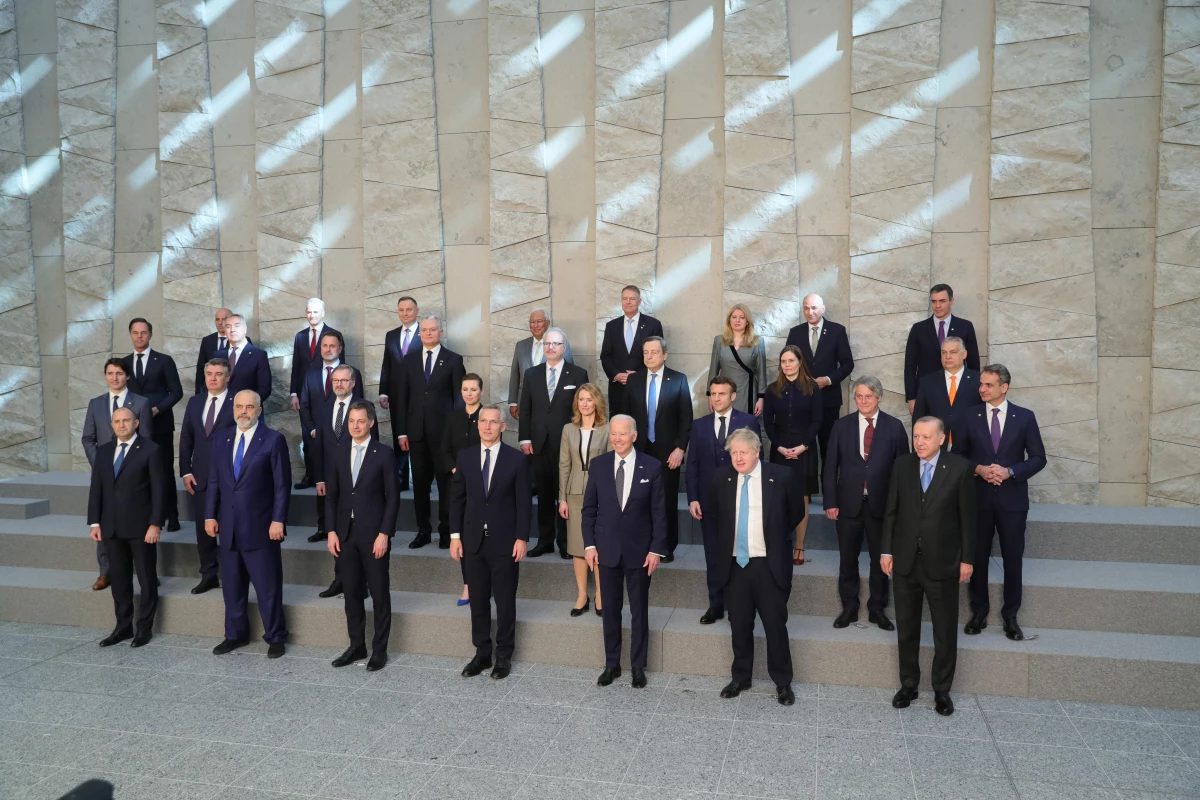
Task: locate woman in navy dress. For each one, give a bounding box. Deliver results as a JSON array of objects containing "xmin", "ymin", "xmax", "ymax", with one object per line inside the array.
[{"xmin": 762, "ymin": 345, "xmax": 822, "ymax": 565}]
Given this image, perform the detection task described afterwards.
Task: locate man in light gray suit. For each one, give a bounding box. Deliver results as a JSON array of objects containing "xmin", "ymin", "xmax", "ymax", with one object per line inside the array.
[
  {"xmin": 81, "ymin": 358, "xmax": 155, "ymax": 591},
  {"xmin": 508, "ymin": 308, "xmax": 573, "ymax": 420}
]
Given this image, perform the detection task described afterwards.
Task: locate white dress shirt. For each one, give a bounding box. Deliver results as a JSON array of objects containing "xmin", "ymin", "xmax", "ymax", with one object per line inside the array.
[
  {"xmin": 713, "ymin": 411, "xmax": 730, "ymax": 439},
  {"xmin": 731, "ymin": 461, "xmax": 767, "ymax": 559},
  {"xmin": 131, "ymin": 347, "xmax": 151, "ymax": 376},
  {"xmin": 293, "ymin": 325, "xmax": 324, "ymax": 396},
  {"xmin": 859, "ymin": 412, "xmax": 877, "ymax": 461},
  {"xmin": 330, "ymin": 394, "xmax": 351, "ymax": 431},
  {"xmin": 945, "ymin": 367, "xmax": 965, "ymax": 399},
  {"xmin": 531, "ymin": 337, "xmax": 544, "ymax": 366},
  {"xmin": 379, "ymin": 324, "xmax": 419, "ymax": 400},
  {"xmin": 183, "ymin": 391, "xmax": 228, "ymax": 480},
  {"xmin": 319, "ymin": 359, "xmax": 341, "ymax": 394},
  {"xmin": 985, "ymin": 399, "xmax": 1009, "ymax": 439},
  {"xmin": 645, "ymin": 367, "xmax": 665, "ymax": 411},
  {"xmin": 450, "ymin": 441, "xmax": 502, "ymax": 540},
  {"xmin": 108, "ymin": 389, "xmax": 129, "ymax": 417},
  {"xmin": 933, "ymin": 313, "xmax": 953, "ymax": 331},
  {"xmin": 614, "ymin": 449, "xmax": 635, "ymax": 509},
  {"xmin": 232, "ymin": 422, "xmax": 258, "ymax": 464}
]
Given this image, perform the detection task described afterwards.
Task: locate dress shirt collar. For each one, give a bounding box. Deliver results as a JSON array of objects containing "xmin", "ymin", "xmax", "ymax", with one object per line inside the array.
[
  {"xmin": 624, "ymin": 312, "xmax": 640, "ymax": 326},
  {"xmin": 234, "ymin": 422, "xmax": 258, "ymax": 451},
  {"xmin": 115, "ymin": 433, "xmax": 137, "ymax": 449},
  {"xmin": 945, "ymin": 366, "xmax": 965, "ymax": 382},
  {"xmin": 321, "ymin": 358, "xmax": 341, "ymax": 370},
  {"xmin": 207, "ymin": 388, "xmax": 228, "ymax": 404},
  {"xmin": 740, "ymin": 460, "xmax": 761, "ymax": 483},
  {"xmin": 809, "ymin": 318, "xmax": 824, "ymax": 336},
  {"xmin": 920, "ymin": 449, "xmax": 940, "ymax": 471},
  {"xmin": 110, "ymin": 388, "xmax": 128, "ymax": 405},
  {"xmin": 613, "ymin": 448, "xmax": 635, "ymax": 471},
  {"xmin": 988, "ymin": 398, "xmax": 1008, "ymax": 415},
  {"xmin": 860, "ymin": 410, "xmax": 877, "ymax": 425},
  {"xmin": 350, "ymin": 434, "xmax": 371, "ymax": 448},
  {"xmin": 423, "ymin": 344, "xmax": 441, "ymax": 359},
  {"xmin": 132, "ymin": 346, "xmax": 151, "ymax": 357},
  {"xmin": 646, "ymin": 366, "xmax": 665, "ymax": 381},
  {"xmin": 933, "ymin": 312, "xmax": 953, "ymax": 329}
]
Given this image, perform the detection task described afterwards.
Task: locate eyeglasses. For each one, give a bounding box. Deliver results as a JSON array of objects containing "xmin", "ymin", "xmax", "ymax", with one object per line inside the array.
[{"xmin": 544, "ymin": 341, "xmax": 564, "ymax": 349}]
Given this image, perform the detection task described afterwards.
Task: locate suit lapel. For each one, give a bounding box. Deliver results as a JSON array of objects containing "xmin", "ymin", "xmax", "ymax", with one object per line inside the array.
[
  {"xmin": 234, "ymin": 427, "xmax": 265, "ymax": 485},
  {"xmin": 921, "ymin": 457, "xmax": 950, "ymax": 506}
]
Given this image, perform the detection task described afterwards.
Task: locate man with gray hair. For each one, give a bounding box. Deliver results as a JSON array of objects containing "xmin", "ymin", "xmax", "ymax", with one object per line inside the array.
[
  {"xmin": 291, "ymin": 298, "xmax": 341, "ymax": 489},
  {"xmin": 216, "ymin": 314, "xmax": 272, "ymax": 404},
  {"xmin": 508, "ymin": 308, "xmax": 573, "ymax": 420}
]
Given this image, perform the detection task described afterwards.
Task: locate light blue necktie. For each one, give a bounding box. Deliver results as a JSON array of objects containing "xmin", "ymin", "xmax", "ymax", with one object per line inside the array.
[
  {"xmin": 113, "ymin": 442, "xmax": 128, "ymax": 477},
  {"xmin": 233, "ymin": 433, "xmax": 246, "ymax": 480},
  {"xmin": 401, "ymin": 327, "xmax": 411, "ymax": 356},
  {"xmin": 647, "ymin": 373, "xmax": 657, "ymax": 443},
  {"xmin": 735, "ymin": 474, "xmax": 750, "ymax": 567},
  {"xmin": 352, "ymin": 444, "xmax": 365, "ymax": 485},
  {"xmin": 547, "ymin": 365, "xmax": 557, "ymax": 401},
  {"xmin": 625, "ymin": 317, "xmax": 634, "ymax": 351},
  {"xmin": 921, "ymin": 461, "xmax": 932, "ymax": 493}
]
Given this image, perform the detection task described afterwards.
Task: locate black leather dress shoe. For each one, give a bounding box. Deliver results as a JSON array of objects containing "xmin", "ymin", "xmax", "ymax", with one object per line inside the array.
[
  {"xmin": 191, "ymin": 577, "xmax": 219, "ymax": 595},
  {"xmin": 892, "ymin": 686, "xmax": 918, "ymax": 709},
  {"xmin": 99, "ymin": 629, "xmax": 133, "ymax": 647},
  {"xmin": 462, "ymin": 656, "xmax": 492, "ymax": 677},
  {"xmin": 631, "ymin": 668, "xmax": 647, "ymax": 688},
  {"xmin": 1003, "ymin": 617, "xmax": 1025, "ymax": 641},
  {"xmin": 491, "ymin": 659, "xmax": 511, "ymax": 680},
  {"xmin": 660, "ymin": 554, "xmax": 674, "ymax": 564},
  {"xmin": 294, "ymin": 477, "xmax": 315, "ymax": 490},
  {"xmin": 868, "ymin": 611, "xmax": 895, "ymax": 631},
  {"xmin": 319, "ymin": 581, "xmax": 343, "ymax": 598},
  {"xmin": 964, "ymin": 614, "xmax": 987, "ymax": 635},
  {"xmin": 935, "ymin": 691, "xmax": 954, "ymax": 716},
  {"xmin": 833, "ymin": 610, "xmax": 858, "ymax": 629},
  {"xmin": 559, "ymin": 549, "xmax": 571, "ymax": 560},
  {"xmin": 720, "ymin": 679, "xmax": 751, "ymax": 699},
  {"xmin": 776, "ymin": 685, "xmax": 795, "ymax": 706},
  {"xmin": 700, "ymin": 608, "xmax": 725, "ymax": 625},
  {"xmin": 366, "ymin": 652, "xmax": 387, "ymax": 672},
  {"xmin": 307, "ymin": 530, "xmax": 326, "ymax": 543},
  {"xmin": 408, "ymin": 533, "xmax": 431, "ymax": 549},
  {"xmin": 527, "ymin": 542, "xmax": 555, "ymax": 558},
  {"xmin": 597, "ymin": 667, "xmax": 621, "ymax": 686},
  {"xmin": 332, "ymin": 645, "xmax": 367, "ymax": 668},
  {"xmin": 438, "ymin": 537, "xmax": 450, "ymax": 550},
  {"xmin": 166, "ymin": 519, "xmax": 181, "ymax": 532},
  {"xmin": 213, "ymin": 637, "xmax": 249, "ymax": 655},
  {"xmin": 570, "ymin": 599, "xmax": 591, "ymax": 617},
  {"xmin": 267, "ymin": 642, "xmax": 285, "ymax": 659},
  {"xmin": 130, "ymin": 633, "xmax": 152, "ymax": 648}
]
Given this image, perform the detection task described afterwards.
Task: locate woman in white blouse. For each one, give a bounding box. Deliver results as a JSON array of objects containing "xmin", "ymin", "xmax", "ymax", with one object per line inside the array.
[{"xmin": 557, "ymin": 383, "xmax": 611, "ymax": 617}]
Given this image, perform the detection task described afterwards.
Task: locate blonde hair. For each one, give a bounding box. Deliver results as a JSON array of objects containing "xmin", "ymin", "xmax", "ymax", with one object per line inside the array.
[
  {"xmin": 720, "ymin": 303, "xmax": 760, "ymax": 348},
  {"xmin": 571, "ymin": 383, "xmax": 609, "ymax": 427}
]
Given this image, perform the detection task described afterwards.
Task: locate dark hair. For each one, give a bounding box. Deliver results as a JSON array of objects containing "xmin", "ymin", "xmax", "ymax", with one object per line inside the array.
[
  {"xmin": 204, "ymin": 357, "xmax": 231, "ymax": 375},
  {"xmin": 982, "ymin": 363, "xmax": 1012, "ymax": 386},
  {"xmin": 929, "ymin": 283, "xmax": 954, "ymax": 300},
  {"xmin": 397, "ymin": 295, "xmax": 417, "ymax": 307},
  {"xmin": 461, "ymin": 372, "xmax": 483, "ymax": 389},
  {"xmin": 770, "ymin": 345, "xmax": 815, "ymax": 396},
  {"xmin": 347, "ymin": 399, "xmax": 376, "ymax": 423},
  {"xmin": 128, "ymin": 317, "xmax": 152, "ymax": 334},
  {"xmin": 319, "ymin": 329, "xmax": 344, "ymax": 350},
  {"xmin": 708, "ymin": 376, "xmax": 737, "ymax": 392},
  {"xmin": 104, "ymin": 357, "xmax": 128, "ymax": 376},
  {"xmin": 621, "ymin": 285, "xmax": 641, "ymax": 297}
]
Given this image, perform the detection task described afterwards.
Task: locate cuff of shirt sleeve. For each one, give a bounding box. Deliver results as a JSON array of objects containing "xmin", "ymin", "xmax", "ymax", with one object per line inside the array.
[
  {"xmin": 585, "ymin": 545, "xmax": 595, "ymax": 551},
  {"xmin": 650, "ymin": 552, "xmax": 664, "ymax": 558},
  {"xmin": 518, "ymin": 440, "xmax": 530, "ymax": 446},
  {"xmin": 183, "ymin": 474, "xmax": 193, "ymax": 481},
  {"xmin": 882, "ymin": 553, "xmax": 891, "ymax": 557},
  {"xmin": 89, "ymin": 523, "xmax": 99, "ymax": 528},
  {"xmin": 290, "ymin": 393, "xmax": 297, "ymax": 397},
  {"xmin": 451, "ymin": 533, "xmax": 460, "ymax": 539}
]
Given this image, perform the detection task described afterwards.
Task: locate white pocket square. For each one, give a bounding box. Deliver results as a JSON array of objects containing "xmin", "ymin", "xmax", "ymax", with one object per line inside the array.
[
  {"xmin": 563, "ymin": 385, "xmax": 576, "ymax": 390},
  {"xmin": 639, "ymin": 478, "xmax": 649, "ymax": 483}
]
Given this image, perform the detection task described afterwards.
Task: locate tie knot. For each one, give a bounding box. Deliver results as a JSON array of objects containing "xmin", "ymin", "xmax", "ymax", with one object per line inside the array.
[
  {"xmin": 120, "ymin": 442, "xmax": 127, "ymax": 450},
  {"xmin": 993, "ymin": 407, "xmax": 999, "ymax": 416}
]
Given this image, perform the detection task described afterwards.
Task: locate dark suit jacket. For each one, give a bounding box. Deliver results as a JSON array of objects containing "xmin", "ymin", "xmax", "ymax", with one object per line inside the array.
[
  {"xmin": 310, "ymin": 392, "xmax": 377, "ymax": 485},
  {"xmin": 685, "ymin": 409, "xmax": 761, "ymax": 505},
  {"xmin": 325, "ymin": 436, "xmax": 399, "ymax": 540},
  {"xmin": 439, "ymin": 407, "xmax": 481, "ymax": 476},
  {"xmin": 122, "ymin": 350, "xmax": 184, "ymax": 436},
  {"xmin": 882, "ymin": 452, "xmax": 976, "ymax": 581},
  {"xmin": 822, "ymin": 410, "xmax": 910, "ymax": 518},
  {"xmin": 706, "ymin": 461, "xmax": 804, "ymax": 591},
  {"xmin": 205, "ymin": 422, "xmax": 292, "ymax": 551},
  {"xmin": 785, "ymin": 319, "xmax": 854, "ymax": 408},
  {"xmin": 196, "ymin": 332, "xmax": 252, "ymax": 391},
  {"xmin": 87, "ymin": 437, "xmax": 165, "ymax": 539},
  {"xmin": 179, "ymin": 393, "xmax": 236, "ymax": 489},
  {"xmin": 379, "ymin": 324, "xmax": 420, "ymax": 403},
  {"xmin": 625, "ymin": 367, "xmax": 693, "ymax": 455},
  {"xmin": 215, "ymin": 343, "xmax": 273, "ymax": 404},
  {"xmin": 298, "ymin": 362, "xmax": 365, "ymax": 439},
  {"xmin": 394, "ymin": 346, "xmax": 466, "ymax": 442},
  {"xmin": 449, "ymin": 443, "xmax": 533, "ymax": 554},
  {"xmin": 912, "ymin": 369, "xmax": 984, "ymax": 451},
  {"xmin": 81, "ymin": 392, "xmax": 154, "ymax": 467},
  {"xmin": 957, "ymin": 402, "xmax": 1047, "ymax": 512},
  {"xmin": 599, "ymin": 314, "xmax": 664, "ymax": 382},
  {"xmin": 581, "ymin": 450, "xmax": 669, "ymax": 568},
  {"xmin": 517, "ymin": 361, "xmax": 589, "ymax": 454},
  {"xmin": 290, "ymin": 325, "xmax": 342, "ymax": 396},
  {"xmin": 903, "ymin": 316, "xmax": 980, "ymax": 400}
]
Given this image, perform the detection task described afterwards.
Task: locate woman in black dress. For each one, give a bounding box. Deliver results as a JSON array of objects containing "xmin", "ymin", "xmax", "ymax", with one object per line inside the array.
[
  {"xmin": 762, "ymin": 345, "xmax": 822, "ymax": 565},
  {"xmin": 439, "ymin": 373, "xmax": 484, "ymax": 605}
]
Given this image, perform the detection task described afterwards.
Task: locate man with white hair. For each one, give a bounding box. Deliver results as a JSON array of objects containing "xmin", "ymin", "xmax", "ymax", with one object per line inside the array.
[
  {"xmin": 291, "ymin": 298, "xmax": 341, "ymax": 489},
  {"xmin": 508, "ymin": 308, "xmax": 573, "ymax": 420}
]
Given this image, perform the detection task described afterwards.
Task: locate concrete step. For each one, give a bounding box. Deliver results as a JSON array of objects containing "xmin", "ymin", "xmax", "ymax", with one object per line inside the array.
[
  {"xmin": 0, "ymin": 498, "xmax": 49, "ymax": 520},
  {"xmin": 2, "ymin": 515, "xmax": 1197, "ymax": 638},
  {"xmin": 0, "ymin": 566, "xmax": 1195, "ymax": 710}
]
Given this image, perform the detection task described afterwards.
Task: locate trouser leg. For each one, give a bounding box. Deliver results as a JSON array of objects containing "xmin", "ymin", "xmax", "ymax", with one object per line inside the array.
[
  {"xmin": 892, "ymin": 567, "xmax": 924, "ymax": 689},
  {"xmin": 465, "ymin": 550, "xmax": 493, "ymax": 660},
  {"xmin": 836, "ymin": 511, "xmax": 866, "ymax": 613},
  {"xmin": 997, "ymin": 511, "xmax": 1027, "ymax": 620},
  {"xmin": 625, "ymin": 560, "xmax": 650, "ymax": 669},
  {"xmin": 105, "ymin": 537, "xmax": 134, "ymax": 631},
  {"xmin": 192, "ymin": 490, "xmax": 219, "ymax": 580},
  {"xmin": 920, "ymin": 558, "xmax": 959, "ymax": 692},
  {"xmin": 750, "ymin": 558, "xmax": 793, "ymax": 688},
  {"xmin": 409, "ymin": 441, "xmax": 435, "ymax": 536},
  {"xmin": 700, "ymin": 514, "xmax": 723, "ymax": 611},
  {"xmin": 129, "ymin": 538, "xmax": 159, "ymax": 635},
  {"xmin": 221, "ymin": 547, "xmax": 250, "ymax": 641},
  {"xmin": 598, "ymin": 563, "xmax": 624, "ymax": 668},
  {"xmin": 491, "ymin": 545, "xmax": 519, "ymax": 662},
  {"xmin": 243, "ymin": 544, "xmax": 288, "ymax": 644},
  {"xmin": 341, "ymin": 528, "xmax": 367, "ymax": 649},
  {"xmin": 969, "ymin": 506, "xmax": 996, "ymax": 618},
  {"xmin": 863, "ymin": 515, "xmax": 888, "ymax": 613},
  {"xmin": 725, "ymin": 560, "xmax": 755, "ymax": 684}
]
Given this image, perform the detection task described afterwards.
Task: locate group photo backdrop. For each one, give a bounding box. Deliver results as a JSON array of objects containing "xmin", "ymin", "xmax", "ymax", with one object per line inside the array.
[{"xmin": 0, "ymin": 0, "xmax": 1195, "ymax": 507}]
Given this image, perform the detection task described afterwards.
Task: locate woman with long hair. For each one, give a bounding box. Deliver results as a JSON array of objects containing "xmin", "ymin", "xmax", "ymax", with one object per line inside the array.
[
  {"xmin": 439, "ymin": 373, "xmax": 484, "ymax": 605},
  {"xmin": 708, "ymin": 303, "xmax": 768, "ymax": 416},
  {"xmin": 558, "ymin": 383, "xmax": 611, "ymax": 616},
  {"xmin": 762, "ymin": 345, "xmax": 822, "ymax": 565}
]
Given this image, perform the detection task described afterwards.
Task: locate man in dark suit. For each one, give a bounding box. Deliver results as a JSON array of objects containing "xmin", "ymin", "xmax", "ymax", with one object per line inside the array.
[
  {"xmin": 215, "ymin": 313, "xmax": 272, "ymax": 405},
  {"xmin": 625, "ymin": 336, "xmax": 691, "ymax": 560},
  {"xmin": 958, "ymin": 364, "xmax": 1047, "ymax": 641},
  {"xmin": 599, "ymin": 285, "xmax": 663, "ymax": 414},
  {"xmin": 179, "ymin": 357, "xmax": 236, "ymax": 595},
  {"xmin": 449, "ymin": 406, "xmax": 532, "ymax": 681},
  {"xmin": 205, "ymin": 390, "xmax": 292, "ymax": 658},
  {"xmin": 195, "ymin": 308, "xmax": 253, "ymax": 392},
  {"xmin": 913, "ymin": 336, "xmax": 983, "ymax": 452},
  {"xmin": 882, "ymin": 416, "xmax": 976, "ymax": 716},
  {"xmin": 87, "ymin": 407, "xmax": 165, "ymax": 648},
  {"xmin": 583, "ymin": 414, "xmax": 668, "ymax": 689},
  {"xmin": 122, "ymin": 318, "xmax": 184, "ymax": 532},
  {"xmin": 686, "ymin": 376, "xmax": 761, "ymax": 624},
  {"xmin": 379, "ymin": 295, "xmax": 420, "ymax": 489},
  {"xmin": 904, "ymin": 284, "xmax": 980, "ymax": 414},
  {"xmin": 708, "ymin": 428, "xmax": 803, "ymax": 705},
  {"xmin": 518, "ymin": 326, "xmax": 588, "ymax": 558},
  {"xmin": 326, "ymin": 401, "xmax": 399, "ymax": 672},
  {"xmin": 394, "ymin": 315, "xmax": 466, "ymax": 549},
  {"xmin": 785, "ymin": 294, "xmax": 854, "ymax": 482},
  {"xmin": 290, "ymin": 299, "xmax": 340, "ymax": 489},
  {"xmin": 299, "ymin": 330, "xmax": 362, "ymax": 540},
  {"xmin": 507, "ymin": 307, "xmax": 574, "ymax": 421},
  {"xmin": 823, "ymin": 376, "xmax": 910, "ymax": 630},
  {"xmin": 81, "ymin": 358, "xmax": 154, "ymax": 591}
]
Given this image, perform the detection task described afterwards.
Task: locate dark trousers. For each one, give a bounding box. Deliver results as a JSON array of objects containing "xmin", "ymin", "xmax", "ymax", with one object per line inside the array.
[
  {"xmin": 340, "ymin": 522, "xmax": 391, "ymax": 653},
  {"xmin": 302, "ymin": 435, "xmax": 316, "ymax": 480},
  {"xmin": 410, "ymin": 439, "xmax": 449, "ymax": 539},
  {"xmin": 464, "ymin": 536, "xmax": 520, "ymax": 661},
  {"xmin": 607, "ymin": 382, "xmax": 627, "ymax": 418},
  {"xmin": 726, "ymin": 557, "xmax": 792, "ymax": 688},
  {"xmin": 699, "ymin": 512, "xmax": 724, "ymax": 611},
  {"xmin": 190, "ymin": 489, "xmax": 219, "ymax": 581},
  {"xmin": 598, "ymin": 556, "xmax": 651, "ymax": 669},
  {"xmin": 836, "ymin": 508, "xmax": 888, "ymax": 614},
  {"xmin": 531, "ymin": 448, "xmax": 565, "ymax": 549},
  {"xmin": 151, "ymin": 431, "xmax": 179, "ymax": 521},
  {"xmin": 96, "ymin": 540, "xmax": 108, "ymax": 575},
  {"xmin": 968, "ymin": 507, "xmax": 1027, "ymax": 620},
  {"xmin": 104, "ymin": 536, "xmax": 158, "ymax": 635},
  {"xmin": 816, "ymin": 408, "xmax": 838, "ymax": 487},
  {"xmin": 645, "ymin": 441, "xmax": 681, "ymax": 553},
  {"xmin": 220, "ymin": 543, "xmax": 288, "ymax": 643},
  {"xmin": 397, "ymin": 447, "xmax": 410, "ymax": 487},
  {"xmin": 893, "ymin": 557, "xmax": 958, "ymax": 692}
]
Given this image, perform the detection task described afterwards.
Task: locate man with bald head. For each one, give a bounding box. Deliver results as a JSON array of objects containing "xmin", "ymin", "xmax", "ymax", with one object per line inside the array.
[
  {"xmin": 785, "ymin": 294, "xmax": 854, "ymax": 482},
  {"xmin": 205, "ymin": 390, "xmax": 292, "ymax": 658},
  {"xmin": 196, "ymin": 308, "xmax": 252, "ymax": 392}
]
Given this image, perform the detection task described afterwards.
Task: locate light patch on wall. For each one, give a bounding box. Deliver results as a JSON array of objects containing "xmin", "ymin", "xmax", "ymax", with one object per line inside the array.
[
  {"xmin": 609, "ymin": 7, "xmax": 711, "ymax": 100},
  {"xmin": 598, "ymin": 173, "xmax": 658, "ymax": 223},
  {"xmin": 255, "ymin": 26, "xmax": 308, "ymax": 78},
  {"xmin": 936, "ymin": 48, "xmax": 978, "ymax": 104},
  {"xmin": 790, "ymin": 32, "xmax": 840, "ymax": 95},
  {"xmin": 665, "ymin": 6, "xmax": 713, "ymax": 71},
  {"xmin": 201, "ymin": 0, "xmax": 239, "ymax": 27},
  {"xmin": 653, "ymin": 242, "xmax": 712, "ymax": 306},
  {"xmin": 126, "ymin": 154, "xmax": 158, "ymax": 192},
  {"xmin": 445, "ymin": 0, "xmax": 482, "ymax": 17},
  {"xmin": 669, "ymin": 124, "xmax": 716, "ymax": 172},
  {"xmin": 450, "ymin": 302, "xmax": 484, "ymax": 342},
  {"xmin": 113, "ymin": 253, "xmax": 160, "ymax": 310},
  {"xmin": 540, "ymin": 14, "xmax": 585, "ymax": 66},
  {"xmin": 543, "ymin": 123, "xmax": 585, "ymax": 172},
  {"xmin": 933, "ymin": 174, "xmax": 971, "ymax": 221},
  {"xmin": 125, "ymin": 53, "xmax": 156, "ymax": 96},
  {"xmin": 852, "ymin": 0, "xmax": 918, "ymax": 36},
  {"xmin": 3, "ymin": 150, "xmax": 59, "ymax": 198},
  {"xmin": 18, "ymin": 55, "xmax": 53, "ymax": 93}
]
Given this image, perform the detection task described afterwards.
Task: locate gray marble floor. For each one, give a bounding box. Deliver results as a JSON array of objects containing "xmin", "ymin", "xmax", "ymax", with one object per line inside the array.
[{"xmin": 0, "ymin": 622, "xmax": 1196, "ymax": 800}]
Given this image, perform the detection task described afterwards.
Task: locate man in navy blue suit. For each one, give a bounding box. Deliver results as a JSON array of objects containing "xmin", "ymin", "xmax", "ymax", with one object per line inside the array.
[
  {"xmin": 179, "ymin": 358, "xmax": 236, "ymax": 595},
  {"xmin": 205, "ymin": 390, "xmax": 292, "ymax": 658},
  {"xmin": 785, "ymin": 294, "xmax": 855, "ymax": 481},
  {"xmin": 449, "ymin": 406, "xmax": 532, "ymax": 681},
  {"xmin": 122, "ymin": 318, "xmax": 184, "ymax": 531},
  {"xmin": 290, "ymin": 298, "xmax": 341, "ymax": 489},
  {"xmin": 215, "ymin": 314, "xmax": 272, "ymax": 406},
  {"xmin": 196, "ymin": 308, "xmax": 254, "ymax": 392},
  {"xmin": 823, "ymin": 376, "xmax": 910, "ymax": 631},
  {"xmin": 903, "ymin": 284, "xmax": 980, "ymax": 415},
  {"xmin": 599, "ymin": 285, "xmax": 664, "ymax": 414},
  {"xmin": 583, "ymin": 414, "xmax": 668, "ymax": 689},
  {"xmin": 686, "ymin": 376, "xmax": 760, "ymax": 625},
  {"xmin": 913, "ymin": 336, "xmax": 983, "ymax": 452},
  {"xmin": 958, "ymin": 364, "xmax": 1046, "ymax": 641},
  {"xmin": 378, "ymin": 295, "xmax": 421, "ymax": 490}
]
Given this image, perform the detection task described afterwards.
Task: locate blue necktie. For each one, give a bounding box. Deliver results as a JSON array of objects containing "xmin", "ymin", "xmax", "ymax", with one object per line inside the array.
[
  {"xmin": 113, "ymin": 442, "xmax": 128, "ymax": 477},
  {"xmin": 647, "ymin": 373, "xmax": 657, "ymax": 444},
  {"xmin": 547, "ymin": 365, "xmax": 557, "ymax": 401},
  {"xmin": 625, "ymin": 318, "xmax": 634, "ymax": 351},
  {"xmin": 921, "ymin": 461, "xmax": 932, "ymax": 492},
  {"xmin": 424, "ymin": 350, "xmax": 432, "ymax": 382},
  {"xmin": 234, "ymin": 433, "xmax": 246, "ymax": 480},
  {"xmin": 482, "ymin": 447, "xmax": 491, "ymax": 496},
  {"xmin": 401, "ymin": 327, "xmax": 411, "ymax": 356},
  {"xmin": 735, "ymin": 474, "xmax": 750, "ymax": 567}
]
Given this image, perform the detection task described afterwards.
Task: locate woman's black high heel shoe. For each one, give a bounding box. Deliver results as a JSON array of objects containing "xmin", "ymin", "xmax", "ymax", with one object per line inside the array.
[
  {"xmin": 570, "ymin": 598, "xmax": 591, "ymax": 617},
  {"xmin": 595, "ymin": 603, "xmax": 603, "ymax": 616}
]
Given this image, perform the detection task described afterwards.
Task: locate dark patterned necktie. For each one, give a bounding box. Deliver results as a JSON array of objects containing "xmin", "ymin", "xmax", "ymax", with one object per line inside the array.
[
  {"xmin": 205, "ymin": 396, "xmax": 217, "ymax": 437},
  {"xmin": 334, "ymin": 401, "xmax": 345, "ymax": 440}
]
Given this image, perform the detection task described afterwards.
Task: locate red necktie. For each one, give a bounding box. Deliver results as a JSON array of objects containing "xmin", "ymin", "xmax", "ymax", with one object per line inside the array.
[
  {"xmin": 863, "ymin": 416, "xmax": 874, "ymax": 489},
  {"xmin": 309, "ymin": 329, "xmax": 317, "ymax": 359},
  {"xmin": 324, "ymin": 366, "xmax": 332, "ymax": 397}
]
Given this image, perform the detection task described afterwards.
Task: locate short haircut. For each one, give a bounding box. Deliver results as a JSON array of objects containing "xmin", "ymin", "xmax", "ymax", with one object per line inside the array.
[
  {"xmin": 479, "ymin": 404, "xmax": 504, "ymax": 419},
  {"xmin": 982, "ymin": 363, "xmax": 1012, "ymax": 386},
  {"xmin": 942, "ymin": 336, "xmax": 965, "ymax": 350},
  {"xmin": 421, "ymin": 314, "xmax": 441, "ymax": 328},
  {"xmin": 610, "ymin": 413, "xmax": 636, "ymax": 432},
  {"xmin": 461, "ymin": 372, "xmax": 483, "ymax": 388},
  {"xmin": 306, "ymin": 297, "xmax": 325, "ymax": 312},
  {"xmin": 852, "ymin": 375, "xmax": 883, "ymax": 398},
  {"xmin": 111, "ymin": 406, "xmax": 135, "ymax": 421},
  {"xmin": 930, "ymin": 283, "xmax": 954, "ymax": 299},
  {"xmin": 331, "ymin": 364, "xmax": 354, "ymax": 380},
  {"xmin": 725, "ymin": 427, "xmax": 762, "ymax": 452},
  {"xmin": 205, "ymin": 357, "xmax": 231, "ymax": 375},
  {"xmin": 128, "ymin": 317, "xmax": 152, "ymax": 334},
  {"xmin": 346, "ymin": 399, "xmax": 375, "ymax": 423},
  {"xmin": 643, "ymin": 335, "xmax": 667, "ymax": 353},
  {"xmin": 226, "ymin": 313, "xmax": 245, "ymax": 326},
  {"xmin": 234, "ymin": 389, "xmax": 261, "ymax": 406},
  {"xmin": 319, "ymin": 329, "xmax": 345, "ymax": 349},
  {"xmin": 104, "ymin": 357, "xmax": 128, "ymax": 376},
  {"xmin": 528, "ymin": 307, "xmax": 548, "ymax": 319},
  {"xmin": 708, "ymin": 376, "xmax": 737, "ymax": 393},
  {"xmin": 543, "ymin": 326, "xmax": 567, "ymax": 343},
  {"xmin": 914, "ymin": 415, "xmax": 945, "ymax": 435},
  {"xmin": 397, "ymin": 295, "xmax": 417, "ymax": 307},
  {"xmin": 621, "ymin": 285, "xmax": 641, "ymax": 297}
]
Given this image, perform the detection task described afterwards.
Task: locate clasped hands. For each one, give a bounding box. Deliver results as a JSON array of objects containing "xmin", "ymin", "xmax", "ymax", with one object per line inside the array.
[
  {"xmin": 777, "ymin": 445, "xmax": 806, "ymax": 460},
  {"xmin": 975, "ymin": 464, "xmax": 1010, "ymax": 485}
]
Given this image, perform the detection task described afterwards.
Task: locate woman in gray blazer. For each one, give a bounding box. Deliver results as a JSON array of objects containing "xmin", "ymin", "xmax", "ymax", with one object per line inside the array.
[
  {"xmin": 557, "ymin": 383, "xmax": 611, "ymax": 617},
  {"xmin": 708, "ymin": 303, "xmax": 768, "ymax": 416}
]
